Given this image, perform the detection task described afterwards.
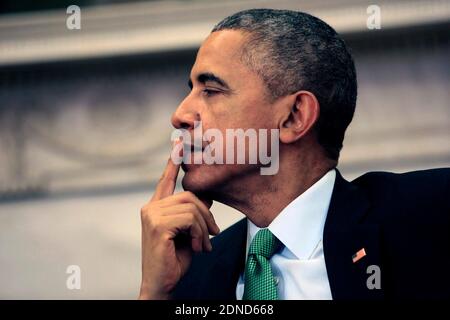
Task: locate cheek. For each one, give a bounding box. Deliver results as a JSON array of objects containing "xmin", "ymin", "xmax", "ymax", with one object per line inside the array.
[
  {"xmin": 237, "ymin": 102, "xmax": 274, "ymax": 130},
  {"xmin": 201, "ymin": 98, "xmax": 275, "ymax": 154},
  {"xmin": 203, "ymin": 98, "xmax": 249, "ymax": 127}
]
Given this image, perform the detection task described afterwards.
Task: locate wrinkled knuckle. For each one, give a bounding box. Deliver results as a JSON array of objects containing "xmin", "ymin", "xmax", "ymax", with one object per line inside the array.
[
  {"xmin": 141, "ymin": 206, "xmax": 159, "ymax": 224},
  {"xmin": 187, "ymin": 203, "xmax": 197, "ymax": 213},
  {"xmin": 147, "ymin": 214, "xmax": 162, "ymax": 229},
  {"xmin": 187, "ymin": 211, "xmax": 196, "ymax": 221},
  {"xmin": 182, "ymin": 191, "xmax": 194, "ymax": 200}
]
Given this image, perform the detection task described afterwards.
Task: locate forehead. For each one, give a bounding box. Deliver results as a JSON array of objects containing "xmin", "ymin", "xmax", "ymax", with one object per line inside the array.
[{"xmin": 191, "ymin": 30, "xmax": 250, "ymax": 79}]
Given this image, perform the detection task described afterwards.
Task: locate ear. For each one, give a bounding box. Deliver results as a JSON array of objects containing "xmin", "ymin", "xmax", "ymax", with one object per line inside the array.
[{"xmin": 279, "ymin": 91, "xmax": 320, "ymax": 144}]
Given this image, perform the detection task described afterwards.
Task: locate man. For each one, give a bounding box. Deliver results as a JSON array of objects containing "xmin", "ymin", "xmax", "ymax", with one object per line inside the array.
[{"xmin": 138, "ymin": 9, "xmax": 449, "ymax": 300}]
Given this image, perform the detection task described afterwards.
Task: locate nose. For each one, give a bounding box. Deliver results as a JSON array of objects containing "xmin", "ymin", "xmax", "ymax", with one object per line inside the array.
[{"xmin": 171, "ymin": 95, "xmax": 200, "ymax": 130}]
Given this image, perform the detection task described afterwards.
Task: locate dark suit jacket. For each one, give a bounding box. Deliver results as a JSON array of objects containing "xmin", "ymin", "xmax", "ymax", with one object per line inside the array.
[{"xmin": 172, "ymin": 168, "xmax": 450, "ymax": 299}]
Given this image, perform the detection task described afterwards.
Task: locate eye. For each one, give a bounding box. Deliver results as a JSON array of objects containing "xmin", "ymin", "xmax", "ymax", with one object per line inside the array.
[{"xmin": 202, "ymin": 88, "xmax": 220, "ymax": 97}]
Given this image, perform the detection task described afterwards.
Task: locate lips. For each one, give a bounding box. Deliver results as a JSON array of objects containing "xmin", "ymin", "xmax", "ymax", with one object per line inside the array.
[
  {"xmin": 184, "ymin": 143, "xmax": 205, "ymax": 153},
  {"xmin": 181, "ymin": 143, "xmax": 204, "ymax": 172}
]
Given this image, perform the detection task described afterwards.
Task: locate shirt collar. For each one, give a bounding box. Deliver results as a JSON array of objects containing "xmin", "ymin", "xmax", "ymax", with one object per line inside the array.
[{"xmin": 246, "ymin": 169, "xmax": 336, "ymax": 260}]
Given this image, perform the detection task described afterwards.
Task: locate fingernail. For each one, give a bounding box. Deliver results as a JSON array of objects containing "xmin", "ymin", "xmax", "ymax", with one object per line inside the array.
[{"xmin": 172, "ymin": 138, "xmax": 180, "ymax": 146}]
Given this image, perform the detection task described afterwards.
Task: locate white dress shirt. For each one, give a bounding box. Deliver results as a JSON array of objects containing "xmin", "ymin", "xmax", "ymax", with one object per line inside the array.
[{"xmin": 236, "ymin": 169, "xmax": 336, "ymax": 300}]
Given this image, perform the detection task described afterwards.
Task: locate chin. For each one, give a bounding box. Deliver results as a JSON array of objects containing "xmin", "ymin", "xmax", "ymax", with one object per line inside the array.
[
  {"xmin": 181, "ymin": 165, "xmax": 221, "ymax": 196},
  {"xmin": 181, "ymin": 163, "xmax": 259, "ymax": 200}
]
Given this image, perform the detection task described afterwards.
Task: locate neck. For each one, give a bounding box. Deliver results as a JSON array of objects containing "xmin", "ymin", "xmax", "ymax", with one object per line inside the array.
[{"xmin": 215, "ymin": 150, "xmax": 336, "ymax": 227}]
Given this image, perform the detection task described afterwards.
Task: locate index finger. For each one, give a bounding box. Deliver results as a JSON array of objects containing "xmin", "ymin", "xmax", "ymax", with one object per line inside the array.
[{"xmin": 151, "ymin": 143, "xmax": 182, "ymax": 201}]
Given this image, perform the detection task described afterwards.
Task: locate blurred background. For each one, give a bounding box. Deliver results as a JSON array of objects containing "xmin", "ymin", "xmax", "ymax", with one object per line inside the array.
[{"xmin": 0, "ymin": 0, "xmax": 449, "ymax": 299}]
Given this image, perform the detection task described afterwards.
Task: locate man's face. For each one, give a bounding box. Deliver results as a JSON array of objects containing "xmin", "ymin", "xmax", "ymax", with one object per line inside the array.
[{"xmin": 171, "ymin": 30, "xmax": 277, "ymax": 197}]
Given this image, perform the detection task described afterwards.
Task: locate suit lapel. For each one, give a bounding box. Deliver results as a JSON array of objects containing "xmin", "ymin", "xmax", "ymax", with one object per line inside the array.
[
  {"xmin": 199, "ymin": 218, "xmax": 247, "ymax": 299},
  {"xmin": 323, "ymin": 170, "xmax": 384, "ymax": 300}
]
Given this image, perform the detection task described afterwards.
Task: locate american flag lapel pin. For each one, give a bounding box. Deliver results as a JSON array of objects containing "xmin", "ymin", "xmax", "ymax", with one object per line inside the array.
[{"xmin": 352, "ymin": 248, "xmax": 366, "ymax": 263}]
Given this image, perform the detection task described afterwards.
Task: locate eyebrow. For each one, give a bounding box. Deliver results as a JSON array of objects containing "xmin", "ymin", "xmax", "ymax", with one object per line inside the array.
[{"xmin": 188, "ymin": 72, "xmax": 231, "ymax": 90}]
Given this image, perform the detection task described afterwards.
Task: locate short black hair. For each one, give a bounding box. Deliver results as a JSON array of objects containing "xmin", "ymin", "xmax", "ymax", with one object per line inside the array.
[{"xmin": 212, "ymin": 9, "xmax": 357, "ymax": 161}]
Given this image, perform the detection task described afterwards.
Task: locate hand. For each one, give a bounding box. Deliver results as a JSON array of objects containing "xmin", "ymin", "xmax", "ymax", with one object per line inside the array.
[{"xmin": 138, "ymin": 150, "xmax": 220, "ymax": 300}]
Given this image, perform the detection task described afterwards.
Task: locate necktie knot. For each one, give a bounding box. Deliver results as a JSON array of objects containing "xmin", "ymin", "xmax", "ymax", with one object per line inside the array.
[{"xmin": 248, "ymin": 228, "xmax": 281, "ymax": 259}]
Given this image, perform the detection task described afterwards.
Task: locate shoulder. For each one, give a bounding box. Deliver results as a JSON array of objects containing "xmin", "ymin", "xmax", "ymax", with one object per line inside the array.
[
  {"xmin": 349, "ymin": 168, "xmax": 450, "ymax": 298},
  {"xmin": 351, "ymin": 168, "xmax": 450, "ymax": 211},
  {"xmin": 352, "ymin": 167, "xmax": 450, "ymax": 189},
  {"xmin": 349, "ymin": 167, "xmax": 450, "ymax": 234}
]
